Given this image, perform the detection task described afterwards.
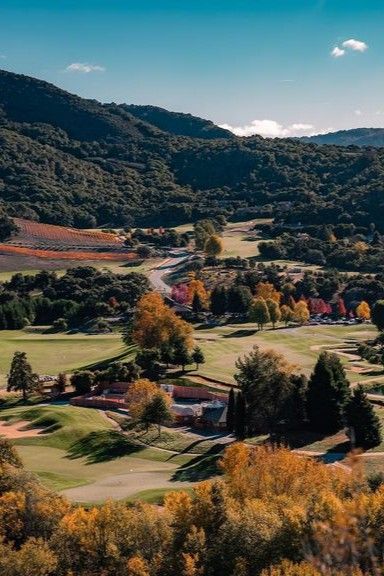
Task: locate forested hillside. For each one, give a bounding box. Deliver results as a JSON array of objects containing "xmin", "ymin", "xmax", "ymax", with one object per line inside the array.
[
  {"xmin": 1, "ymin": 69, "xmax": 384, "ymax": 230},
  {"xmin": 301, "ymin": 128, "xmax": 384, "ymax": 147}
]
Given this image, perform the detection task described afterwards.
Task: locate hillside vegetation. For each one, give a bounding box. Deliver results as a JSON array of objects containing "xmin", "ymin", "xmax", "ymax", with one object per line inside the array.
[{"xmin": 1, "ymin": 70, "xmax": 384, "ymax": 231}]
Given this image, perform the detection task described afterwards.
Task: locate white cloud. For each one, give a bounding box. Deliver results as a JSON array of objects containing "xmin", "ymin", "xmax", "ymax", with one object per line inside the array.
[
  {"xmin": 354, "ymin": 109, "xmax": 362, "ymax": 116},
  {"xmin": 0, "ymin": 54, "xmax": 6, "ymax": 60},
  {"xmin": 342, "ymin": 38, "xmax": 368, "ymax": 52},
  {"xmin": 65, "ymin": 62, "xmax": 105, "ymax": 74},
  {"xmin": 219, "ymin": 119, "xmax": 316, "ymax": 139},
  {"xmin": 331, "ymin": 46, "xmax": 345, "ymax": 58}
]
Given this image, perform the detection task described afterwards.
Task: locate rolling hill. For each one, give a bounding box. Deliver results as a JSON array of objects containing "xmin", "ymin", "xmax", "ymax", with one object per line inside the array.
[
  {"xmin": 301, "ymin": 128, "xmax": 384, "ymax": 148},
  {"xmin": 1, "ymin": 69, "xmax": 384, "ymax": 231}
]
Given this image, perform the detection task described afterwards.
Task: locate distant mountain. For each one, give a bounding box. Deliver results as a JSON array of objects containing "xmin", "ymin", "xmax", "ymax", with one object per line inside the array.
[
  {"xmin": 123, "ymin": 104, "xmax": 233, "ymax": 140},
  {"xmin": 301, "ymin": 128, "xmax": 384, "ymax": 148},
  {"xmin": 1, "ymin": 69, "xmax": 384, "ymax": 231}
]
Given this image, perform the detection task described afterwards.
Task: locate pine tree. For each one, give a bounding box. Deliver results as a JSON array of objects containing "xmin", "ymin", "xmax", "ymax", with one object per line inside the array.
[
  {"xmin": 234, "ymin": 391, "xmax": 246, "ymax": 439},
  {"xmin": 191, "ymin": 346, "xmax": 205, "ymax": 370},
  {"xmin": 306, "ymin": 352, "xmax": 351, "ymax": 434},
  {"xmin": 173, "ymin": 339, "xmax": 192, "ymax": 372},
  {"xmin": 7, "ymin": 351, "xmax": 38, "ymax": 402},
  {"xmin": 346, "ymin": 385, "xmax": 382, "ymax": 449},
  {"xmin": 226, "ymin": 388, "xmax": 235, "ymax": 433}
]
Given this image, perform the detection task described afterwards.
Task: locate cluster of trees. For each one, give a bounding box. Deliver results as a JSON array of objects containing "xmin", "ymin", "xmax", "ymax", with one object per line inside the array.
[
  {"xmin": 0, "ymin": 267, "xmax": 149, "ymax": 330},
  {"xmin": 125, "ymin": 292, "xmax": 205, "ymax": 376},
  {"xmin": 194, "ymin": 218, "xmax": 224, "ymax": 257},
  {"xmin": 209, "ymin": 281, "xmax": 310, "ymax": 327},
  {"xmin": 0, "ymin": 208, "xmax": 18, "ymax": 241},
  {"xmin": 124, "ymin": 227, "xmax": 190, "ymax": 249},
  {"xmin": 231, "ymin": 346, "xmax": 382, "ymax": 449},
  {"xmin": 3, "ymin": 436, "xmax": 384, "ymax": 575},
  {"xmin": 259, "ymin": 223, "xmax": 384, "ymax": 272}
]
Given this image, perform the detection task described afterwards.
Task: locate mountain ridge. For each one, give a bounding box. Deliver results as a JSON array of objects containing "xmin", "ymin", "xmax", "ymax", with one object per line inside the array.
[{"xmin": 1, "ymin": 69, "xmax": 384, "ymax": 232}]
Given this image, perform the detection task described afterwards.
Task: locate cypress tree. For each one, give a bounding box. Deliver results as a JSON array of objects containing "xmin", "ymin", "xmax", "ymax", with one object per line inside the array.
[
  {"xmin": 306, "ymin": 352, "xmax": 351, "ymax": 434},
  {"xmin": 210, "ymin": 285, "xmax": 227, "ymax": 316},
  {"xmin": 346, "ymin": 385, "xmax": 382, "ymax": 449},
  {"xmin": 226, "ymin": 388, "xmax": 235, "ymax": 433},
  {"xmin": 192, "ymin": 292, "xmax": 204, "ymax": 314},
  {"xmin": 234, "ymin": 391, "xmax": 246, "ymax": 440}
]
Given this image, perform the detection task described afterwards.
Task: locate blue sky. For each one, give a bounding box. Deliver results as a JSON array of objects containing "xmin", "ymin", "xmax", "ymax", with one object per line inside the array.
[{"xmin": 1, "ymin": 0, "xmax": 383, "ymax": 136}]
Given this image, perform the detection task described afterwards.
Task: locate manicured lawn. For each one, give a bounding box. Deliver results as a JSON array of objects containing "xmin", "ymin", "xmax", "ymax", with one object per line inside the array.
[
  {"xmin": 0, "ymin": 405, "xmax": 114, "ymax": 450},
  {"xmin": 194, "ymin": 322, "xmax": 378, "ymax": 384},
  {"xmin": 0, "ymin": 404, "xmax": 215, "ymax": 501},
  {"xmin": 0, "ymin": 329, "xmax": 135, "ymax": 386}
]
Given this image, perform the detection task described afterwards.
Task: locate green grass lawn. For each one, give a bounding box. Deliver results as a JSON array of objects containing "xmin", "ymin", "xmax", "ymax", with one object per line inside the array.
[
  {"xmin": 194, "ymin": 322, "xmax": 378, "ymax": 384},
  {"xmin": 0, "ymin": 404, "xmax": 218, "ymax": 501},
  {"xmin": 0, "ymin": 329, "xmax": 135, "ymax": 386}
]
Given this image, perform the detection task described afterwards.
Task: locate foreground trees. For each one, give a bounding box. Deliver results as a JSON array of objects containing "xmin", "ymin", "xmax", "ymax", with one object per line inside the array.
[{"xmin": 3, "ymin": 439, "xmax": 384, "ymax": 575}]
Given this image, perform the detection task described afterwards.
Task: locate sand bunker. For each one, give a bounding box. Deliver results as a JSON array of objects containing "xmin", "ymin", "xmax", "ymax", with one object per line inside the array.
[{"xmin": 0, "ymin": 420, "xmax": 47, "ymax": 439}]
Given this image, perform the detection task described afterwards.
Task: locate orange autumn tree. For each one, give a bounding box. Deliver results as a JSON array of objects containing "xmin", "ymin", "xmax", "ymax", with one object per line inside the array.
[
  {"xmin": 125, "ymin": 378, "xmax": 159, "ymax": 420},
  {"xmin": 131, "ymin": 292, "xmax": 193, "ymax": 350},
  {"xmin": 255, "ymin": 282, "xmax": 281, "ymax": 303},
  {"xmin": 356, "ymin": 300, "xmax": 371, "ymax": 320}
]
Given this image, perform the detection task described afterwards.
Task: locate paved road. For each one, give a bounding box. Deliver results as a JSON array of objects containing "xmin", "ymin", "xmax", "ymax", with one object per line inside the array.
[{"xmin": 148, "ymin": 255, "xmax": 191, "ymax": 295}]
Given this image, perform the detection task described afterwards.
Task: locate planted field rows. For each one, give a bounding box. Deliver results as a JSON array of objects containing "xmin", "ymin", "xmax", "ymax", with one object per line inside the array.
[{"xmin": 0, "ymin": 218, "xmax": 137, "ymax": 261}]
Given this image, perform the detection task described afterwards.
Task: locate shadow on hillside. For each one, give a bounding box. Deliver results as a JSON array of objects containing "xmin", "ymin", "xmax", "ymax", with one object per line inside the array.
[
  {"xmin": 67, "ymin": 430, "xmax": 143, "ymax": 464},
  {"xmin": 80, "ymin": 348, "xmax": 135, "ymax": 371},
  {"xmin": 171, "ymin": 444, "xmax": 226, "ymax": 482},
  {"xmin": 223, "ymin": 329, "xmax": 257, "ymax": 338}
]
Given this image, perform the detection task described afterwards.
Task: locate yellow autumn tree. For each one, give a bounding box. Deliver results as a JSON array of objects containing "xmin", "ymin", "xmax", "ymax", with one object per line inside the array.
[
  {"xmin": 280, "ymin": 304, "xmax": 294, "ymax": 326},
  {"xmin": 187, "ymin": 279, "xmax": 209, "ymax": 308},
  {"xmin": 356, "ymin": 300, "xmax": 371, "ymax": 320},
  {"xmin": 132, "ymin": 292, "xmax": 193, "ymax": 349},
  {"xmin": 293, "ymin": 300, "xmax": 310, "ymax": 325},
  {"xmin": 204, "ymin": 234, "xmax": 223, "ymax": 257},
  {"xmin": 256, "ymin": 282, "xmax": 281, "ymax": 303},
  {"xmin": 127, "ymin": 556, "xmax": 150, "ymax": 576}
]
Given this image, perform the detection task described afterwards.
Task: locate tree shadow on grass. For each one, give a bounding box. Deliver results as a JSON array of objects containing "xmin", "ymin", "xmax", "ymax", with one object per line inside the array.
[
  {"xmin": 171, "ymin": 444, "xmax": 226, "ymax": 482},
  {"xmin": 80, "ymin": 348, "xmax": 135, "ymax": 372},
  {"xmin": 223, "ymin": 329, "xmax": 257, "ymax": 338},
  {"xmin": 67, "ymin": 430, "xmax": 143, "ymax": 464}
]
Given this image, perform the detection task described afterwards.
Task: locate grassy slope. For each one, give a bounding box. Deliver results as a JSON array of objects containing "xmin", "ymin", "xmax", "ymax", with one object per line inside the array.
[
  {"xmin": 0, "ymin": 330, "xmax": 135, "ymax": 386},
  {"xmin": 194, "ymin": 323, "xmax": 379, "ymax": 383},
  {"xmin": 0, "ymin": 405, "xmax": 218, "ymax": 497}
]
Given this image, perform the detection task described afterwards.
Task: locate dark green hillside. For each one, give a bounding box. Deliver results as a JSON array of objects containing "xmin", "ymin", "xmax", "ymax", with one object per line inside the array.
[
  {"xmin": 124, "ymin": 104, "xmax": 233, "ymax": 139},
  {"xmin": 1, "ymin": 69, "xmax": 384, "ymax": 231}
]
